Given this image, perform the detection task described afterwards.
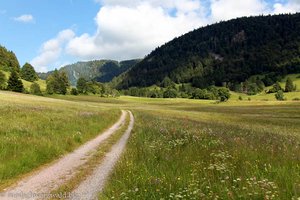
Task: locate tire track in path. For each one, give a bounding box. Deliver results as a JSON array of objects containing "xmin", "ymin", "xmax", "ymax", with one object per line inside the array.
[{"xmin": 71, "ymin": 111, "xmax": 134, "ymax": 200}]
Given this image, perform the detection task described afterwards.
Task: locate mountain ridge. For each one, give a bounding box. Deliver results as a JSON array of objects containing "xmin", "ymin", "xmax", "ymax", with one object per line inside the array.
[{"xmin": 38, "ymin": 59, "xmax": 141, "ymax": 86}]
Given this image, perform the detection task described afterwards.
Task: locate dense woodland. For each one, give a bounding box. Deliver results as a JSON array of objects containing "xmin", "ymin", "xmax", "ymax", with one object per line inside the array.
[{"xmin": 117, "ymin": 13, "xmax": 300, "ymax": 91}]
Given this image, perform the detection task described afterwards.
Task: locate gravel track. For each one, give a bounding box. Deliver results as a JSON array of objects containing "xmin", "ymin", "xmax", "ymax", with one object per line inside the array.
[
  {"xmin": 71, "ymin": 111, "xmax": 135, "ymax": 200},
  {"xmin": 0, "ymin": 110, "xmax": 127, "ymax": 200}
]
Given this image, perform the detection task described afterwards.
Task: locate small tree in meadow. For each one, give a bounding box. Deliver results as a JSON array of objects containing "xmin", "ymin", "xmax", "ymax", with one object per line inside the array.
[
  {"xmin": 70, "ymin": 88, "xmax": 79, "ymax": 95},
  {"xmin": 218, "ymin": 87, "xmax": 231, "ymax": 102},
  {"xmin": 30, "ymin": 82, "xmax": 42, "ymax": 95},
  {"xmin": 285, "ymin": 77, "xmax": 294, "ymax": 92},
  {"xmin": 275, "ymin": 90, "xmax": 285, "ymax": 101}
]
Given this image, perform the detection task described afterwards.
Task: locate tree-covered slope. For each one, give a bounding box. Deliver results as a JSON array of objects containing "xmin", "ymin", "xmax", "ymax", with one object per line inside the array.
[
  {"xmin": 39, "ymin": 59, "xmax": 140, "ymax": 86},
  {"xmin": 117, "ymin": 13, "xmax": 300, "ymax": 89},
  {"xmin": 0, "ymin": 45, "xmax": 20, "ymax": 72}
]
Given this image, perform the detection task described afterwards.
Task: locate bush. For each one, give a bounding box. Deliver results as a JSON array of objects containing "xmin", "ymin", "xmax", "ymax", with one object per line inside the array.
[
  {"xmin": 192, "ymin": 88, "xmax": 208, "ymax": 99},
  {"xmin": 30, "ymin": 82, "xmax": 42, "ymax": 95},
  {"xmin": 238, "ymin": 96, "xmax": 243, "ymax": 100},
  {"xmin": 269, "ymin": 82, "xmax": 282, "ymax": 93},
  {"xmin": 218, "ymin": 87, "xmax": 231, "ymax": 102},
  {"xmin": 70, "ymin": 88, "xmax": 79, "ymax": 95},
  {"xmin": 292, "ymin": 97, "xmax": 300, "ymax": 101},
  {"xmin": 275, "ymin": 90, "xmax": 285, "ymax": 101}
]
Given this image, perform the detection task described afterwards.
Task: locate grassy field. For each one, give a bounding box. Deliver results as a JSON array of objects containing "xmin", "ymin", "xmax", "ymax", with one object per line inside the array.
[
  {"xmin": 51, "ymin": 95, "xmax": 300, "ymax": 199},
  {"xmin": 0, "ymin": 91, "xmax": 119, "ymax": 189},
  {"xmin": 97, "ymin": 98, "xmax": 300, "ymax": 199},
  {"xmin": 1, "ymin": 91, "xmax": 300, "ymax": 199}
]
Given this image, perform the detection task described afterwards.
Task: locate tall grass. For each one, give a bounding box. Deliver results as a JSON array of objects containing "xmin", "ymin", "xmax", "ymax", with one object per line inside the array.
[
  {"xmin": 101, "ymin": 105, "xmax": 300, "ymax": 199},
  {"xmin": 0, "ymin": 91, "xmax": 119, "ymax": 189}
]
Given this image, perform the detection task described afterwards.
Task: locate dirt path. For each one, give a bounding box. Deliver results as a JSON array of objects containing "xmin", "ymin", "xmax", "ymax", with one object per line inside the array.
[
  {"xmin": 0, "ymin": 110, "xmax": 127, "ymax": 200},
  {"xmin": 71, "ymin": 111, "xmax": 135, "ymax": 200}
]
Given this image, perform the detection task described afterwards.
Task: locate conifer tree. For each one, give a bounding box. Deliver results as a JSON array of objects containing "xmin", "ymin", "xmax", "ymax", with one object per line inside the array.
[
  {"xmin": 7, "ymin": 70, "xmax": 24, "ymax": 92},
  {"xmin": 21, "ymin": 63, "xmax": 38, "ymax": 82},
  {"xmin": 285, "ymin": 77, "xmax": 294, "ymax": 92}
]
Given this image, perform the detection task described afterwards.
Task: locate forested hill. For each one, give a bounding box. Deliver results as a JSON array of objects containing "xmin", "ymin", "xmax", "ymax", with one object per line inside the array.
[
  {"xmin": 39, "ymin": 59, "xmax": 140, "ymax": 86},
  {"xmin": 116, "ymin": 13, "xmax": 300, "ymax": 89},
  {"xmin": 0, "ymin": 45, "xmax": 20, "ymax": 72}
]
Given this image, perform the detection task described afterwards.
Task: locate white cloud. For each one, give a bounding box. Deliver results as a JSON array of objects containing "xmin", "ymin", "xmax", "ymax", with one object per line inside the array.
[
  {"xmin": 66, "ymin": 1, "xmax": 207, "ymax": 61},
  {"xmin": 30, "ymin": 29, "xmax": 75, "ymax": 72},
  {"xmin": 210, "ymin": 0, "xmax": 268, "ymax": 22},
  {"xmin": 273, "ymin": 0, "xmax": 300, "ymax": 14},
  {"xmin": 13, "ymin": 14, "xmax": 34, "ymax": 23}
]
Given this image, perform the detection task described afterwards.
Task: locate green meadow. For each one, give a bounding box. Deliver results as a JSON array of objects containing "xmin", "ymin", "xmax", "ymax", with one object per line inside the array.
[
  {"xmin": 0, "ymin": 91, "xmax": 119, "ymax": 189},
  {"xmin": 1, "ymin": 91, "xmax": 300, "ymax": 199},
  {"xmin": 97, "ymin": 98, "xmax": 300, "ymax": 200},
  {"xmin": 52, "ymin": 94, "xmax": 300, "ymax": 199}
]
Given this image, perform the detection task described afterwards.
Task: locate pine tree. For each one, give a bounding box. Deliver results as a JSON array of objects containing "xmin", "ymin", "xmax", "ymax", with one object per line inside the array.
[
  {"xmin": 7, "ymin": 70, "xmax": 24, "ymax": 92},
  {"xmin": 20, "ymin": 63, "xmax": 38, "ymax": 82},
  {"xmin": 285, "ymin": 77, "xmax": 294, "ymax": 92}
]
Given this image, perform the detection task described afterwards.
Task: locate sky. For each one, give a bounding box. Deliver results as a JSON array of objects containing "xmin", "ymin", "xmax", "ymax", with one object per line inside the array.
[{"xmin": 0, "ymin": 0, "xmax": 299, "ymax": 72}]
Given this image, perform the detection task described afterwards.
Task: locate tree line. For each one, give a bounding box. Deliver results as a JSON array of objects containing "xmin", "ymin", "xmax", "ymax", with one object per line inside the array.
[{"xmin": 0, "ymin": 62, "xmax": 41, "ymax": 94}]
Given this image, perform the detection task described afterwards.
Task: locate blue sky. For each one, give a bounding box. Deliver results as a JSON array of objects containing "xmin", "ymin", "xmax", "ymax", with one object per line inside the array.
[{"xmin": 0, "ymin": 0, "xmax": 299, "ymax": 72}]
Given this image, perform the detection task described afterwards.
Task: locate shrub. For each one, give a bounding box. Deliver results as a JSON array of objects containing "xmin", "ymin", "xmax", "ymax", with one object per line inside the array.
[
  {"xmin": 70, "ymin": 88, "xmax": 79, "ymax": 95},
  {"xmin": 275, "ymin": 90, "xmax": 285, "ymax": 101},
  {"xmin": 292, "ymin": 97, "xmax": 300, "ymax": 101},
  {"xmin": 238, "ymin": 96, "xmax": 243, "ymax": 101},
  {"xmin": 269, "ymin": 82, "xmax": 282, "ymax": 93},
  {"xmin": 30, "ymin": 82, "xmax": 42, "ymax": 95},
  {"xmin": 218, "ymin": 87, "xmax": 231, "ymax": 102}
]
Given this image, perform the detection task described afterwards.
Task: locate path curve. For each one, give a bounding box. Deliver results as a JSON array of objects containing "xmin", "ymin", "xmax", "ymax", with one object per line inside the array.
[
  {"xmin": 71, "ymin": 111, "xmax": 135, "ymax": 200},
  {"xmin": 0, "ymin": 110, "xmax": 127, "ymax": 200}
]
